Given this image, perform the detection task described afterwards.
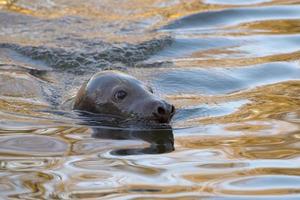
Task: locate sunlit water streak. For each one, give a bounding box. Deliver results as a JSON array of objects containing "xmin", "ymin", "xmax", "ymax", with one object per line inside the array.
[{"xmin": 0, "ymin": 0, "xmax": 300, "ymax": 199}]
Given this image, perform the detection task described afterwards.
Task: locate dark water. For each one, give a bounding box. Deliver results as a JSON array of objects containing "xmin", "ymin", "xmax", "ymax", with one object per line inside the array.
[{"xmin": 0, "ymin": 0, "xmax": 300, "ymax": 199}]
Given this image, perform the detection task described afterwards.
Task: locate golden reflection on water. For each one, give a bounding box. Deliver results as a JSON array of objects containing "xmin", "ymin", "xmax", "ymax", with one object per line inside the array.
[
  {"xmin": 231, "ymin": 19, "xmax": 300, "ymax": 35},
  {"xmin": 174, "ymin": 50, "xmax": 300, "ymax": 68},
  {"xmin": 1, "ymin": 0, "xmax": 222, "ymax": 20},
  {"xmin": 0, "ymin": 0, "xmax": 300, "ymax": 199},
  {"xmin": 168, "ymin": 81, "xmax": 300, "ymax": 126}
]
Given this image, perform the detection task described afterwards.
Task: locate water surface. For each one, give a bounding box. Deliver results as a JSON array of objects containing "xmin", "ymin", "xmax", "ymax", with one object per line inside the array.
[{"xmin": 0, "ymin": 0, "xmax": 300, "ymax": 199}]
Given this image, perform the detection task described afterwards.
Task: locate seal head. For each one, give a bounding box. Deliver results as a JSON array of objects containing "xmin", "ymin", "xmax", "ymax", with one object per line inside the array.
[{"xmin": 73, "ymin": 71, "xmax": 175, "ymax": 123}]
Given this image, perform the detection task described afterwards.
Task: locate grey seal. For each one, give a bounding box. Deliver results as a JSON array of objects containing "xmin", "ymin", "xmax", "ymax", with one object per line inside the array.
[{"xmin": 73, "ymin": 70, "xmax": 175, "ymax": 123}]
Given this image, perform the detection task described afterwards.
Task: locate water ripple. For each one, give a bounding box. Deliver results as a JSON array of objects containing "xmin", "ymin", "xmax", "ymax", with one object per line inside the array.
[
  {"xmin": 0, "ymin": 0, "xmax": 300, "ymax": 199},
  {"xmin": 163, "ymin": 6, "xmax": 300, "ymax": 31},
  {"xmin": 0, "ymin": 135, "xmax": 68, "ymax": 156}
]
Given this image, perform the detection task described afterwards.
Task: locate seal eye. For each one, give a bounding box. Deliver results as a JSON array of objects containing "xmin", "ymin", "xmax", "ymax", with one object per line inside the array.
[
  {"xmin": 114, "ymin": 90, "xmax": 127, "ymax": 100},
  {"xmin": 148, "ymin": 87, "xmax": 154, "ymax": 94}
]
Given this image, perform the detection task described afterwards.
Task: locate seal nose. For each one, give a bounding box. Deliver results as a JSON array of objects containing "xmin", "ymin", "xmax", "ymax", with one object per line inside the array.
[{"xmin": 153, "ymin": 101, "xmax": 175, "ymax": 123}]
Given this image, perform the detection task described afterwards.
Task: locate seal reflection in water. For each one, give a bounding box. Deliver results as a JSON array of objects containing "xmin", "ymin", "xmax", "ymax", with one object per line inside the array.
[
  {"xmin": 73, "ymin": 70, "xmax": 176, "ymax": 154},
  {"xmin": 92, "ymin": 126, "xmax": 174, "ymax": 155}
]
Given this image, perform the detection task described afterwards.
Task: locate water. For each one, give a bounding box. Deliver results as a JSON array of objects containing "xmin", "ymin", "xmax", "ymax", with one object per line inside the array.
[{"xmin": 0, "ymin": 0, "xmax": 300, "ymax": 199}]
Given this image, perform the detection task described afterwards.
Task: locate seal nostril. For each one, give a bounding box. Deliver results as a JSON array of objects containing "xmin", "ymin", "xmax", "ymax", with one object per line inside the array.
[
  {"xmin": 157, "ymin": 106, "xmax": 166, "ymax": 115},
  {"xmin": 171, "ymin": 105, "xmax": 175, "ymax": 114}
]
